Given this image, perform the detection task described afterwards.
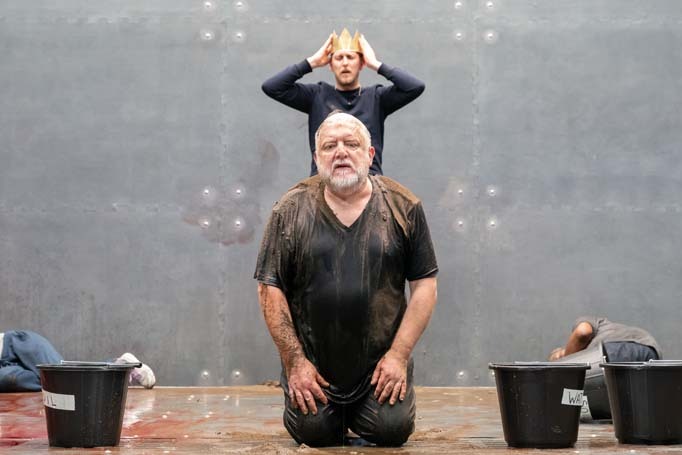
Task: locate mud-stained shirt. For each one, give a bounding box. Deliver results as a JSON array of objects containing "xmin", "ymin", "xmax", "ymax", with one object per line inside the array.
[{"xmin": 254, "ymin": 175, "xmax": 438, "ymax": 404}]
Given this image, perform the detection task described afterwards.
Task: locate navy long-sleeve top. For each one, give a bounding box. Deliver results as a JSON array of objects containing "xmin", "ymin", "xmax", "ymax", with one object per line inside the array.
[{"xmin": 262, "ymin": 59, "xmax": 425, "ymax": 176}]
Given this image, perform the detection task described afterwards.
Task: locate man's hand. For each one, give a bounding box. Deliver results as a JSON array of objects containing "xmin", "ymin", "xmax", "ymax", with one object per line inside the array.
[
  {"xmin": 359, "ymin": 34, "xmax": 382, "ymax": 71},
  {"xmin": 549, "ymin": 347, "xmax": 566, "ymax": 361},
  {"xmin": 371, "ymin": 350, "xmax": 408, "ymax": 405},
  {"xmin": 258, "ymin": 283, "xmax": 329, "ymax": 415},
  {"xmin": 370, "ymin": 277, "xmax": 436, "ymax": 406},
  {"xmin": 286, "ymin": 356, "xmax": 330, "ymax": 415},
  {"xmin": 307, "ymin": 34, "xmax": 333, "ymax": 69}
]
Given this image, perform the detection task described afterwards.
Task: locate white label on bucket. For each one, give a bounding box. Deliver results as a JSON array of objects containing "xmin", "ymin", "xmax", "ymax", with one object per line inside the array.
[
  {"xmin": 580, "ymin": 395, "xmax": 593, "ymax": 420},
  {"xmin": 561, "ymin": 388, "xmax": 584, "ymax": 406},
  {"xmin": 42, "ymin": 390, "xmax": 75, "ymax": 411}
]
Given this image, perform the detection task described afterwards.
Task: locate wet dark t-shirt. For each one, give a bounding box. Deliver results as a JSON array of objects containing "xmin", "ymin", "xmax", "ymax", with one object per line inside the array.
[{"xmin": 254, "ymin": 175, "xmax": 438, "ymax": 403}]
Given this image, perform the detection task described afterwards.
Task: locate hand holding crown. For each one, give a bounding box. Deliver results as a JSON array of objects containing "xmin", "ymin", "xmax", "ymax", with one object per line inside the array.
[
  {"xmin": 359, "ymin": 34, "xmax": 382, "ymax": 71},
  {"xmin": 307, "ymin": 34, "xmax": 334, "ymax": 69}
]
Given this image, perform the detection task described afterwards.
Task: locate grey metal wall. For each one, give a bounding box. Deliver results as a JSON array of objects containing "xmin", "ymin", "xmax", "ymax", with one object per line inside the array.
[{"xmin": 1, "ymin": 1, "xmax": 681, "ymax": 386}]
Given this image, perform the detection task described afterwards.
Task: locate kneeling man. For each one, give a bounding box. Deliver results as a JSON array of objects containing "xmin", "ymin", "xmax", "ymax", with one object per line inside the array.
[{"xmin": 254, "ymin": 112, "xmax": 438, "ymax": 447}]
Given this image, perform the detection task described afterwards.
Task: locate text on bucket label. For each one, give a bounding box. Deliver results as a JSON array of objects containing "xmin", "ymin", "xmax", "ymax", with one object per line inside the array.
[
  {"xmin": 42, "ymin": 390, "xmax": 75, "ymax": 411},
  {"xmin": 580, "ymin": 395, "xmax": 593, "ymax": 420},
  {"xmin": 561, "ymin": 388, "xmax": 584, "ymax": 406}
]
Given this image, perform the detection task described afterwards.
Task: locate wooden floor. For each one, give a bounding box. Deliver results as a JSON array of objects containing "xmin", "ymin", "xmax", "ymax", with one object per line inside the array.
[{"xmin": 1, "ymin": 386, "xmax": 680, "ymax": 453}]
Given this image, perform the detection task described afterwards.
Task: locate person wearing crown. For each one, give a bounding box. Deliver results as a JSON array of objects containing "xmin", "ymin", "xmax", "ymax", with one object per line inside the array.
[{"xmin": 262, "ymin": 29, "xmax": 425, "ymax": 177}]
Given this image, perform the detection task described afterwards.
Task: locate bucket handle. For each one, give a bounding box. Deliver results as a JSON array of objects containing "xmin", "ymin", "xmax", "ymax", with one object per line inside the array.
[{"xmin": 60, "ymin": 360, "xmax": 143, "ymax": 368}]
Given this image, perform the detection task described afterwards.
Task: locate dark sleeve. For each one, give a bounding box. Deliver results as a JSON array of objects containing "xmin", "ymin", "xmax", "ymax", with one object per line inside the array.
[
  {"xmin": 376, "ymin": 63, "xmax": 426, "ymax": 116},
  {"xmin": 405, "ymin": 202, "xmax": 438, "ymax": 281},
  {"xmin": 261, "ymin": 60, "xmax": 317, "ymax": 113},
  {"xmin": 254, "ymin": 207, "xmax": 289, "ymax": 289}
]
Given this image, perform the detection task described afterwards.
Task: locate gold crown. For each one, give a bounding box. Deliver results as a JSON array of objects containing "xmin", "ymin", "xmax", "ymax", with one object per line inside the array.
[{"xmin": 331, "ymin": 28, "xmax": 361, "ymax": 54}]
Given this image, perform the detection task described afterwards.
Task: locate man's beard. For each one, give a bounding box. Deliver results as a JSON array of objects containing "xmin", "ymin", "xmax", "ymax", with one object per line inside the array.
[
  {"xmin": 337, "ymin": 75, "xmax": 358, "ymax": 89},
  {"xmin": 335, "ymin": 70, "xmax": 359, "ymax": 89},
  {"xmin": 320, "ymin": 160, "xmax": 369, "ymax": 193}
]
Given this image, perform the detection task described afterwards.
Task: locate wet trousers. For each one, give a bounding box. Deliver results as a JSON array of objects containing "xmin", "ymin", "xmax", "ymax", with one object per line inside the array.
[{"xmin": 282, "ymin": 382, "xmax": 416, "ymax": 447}]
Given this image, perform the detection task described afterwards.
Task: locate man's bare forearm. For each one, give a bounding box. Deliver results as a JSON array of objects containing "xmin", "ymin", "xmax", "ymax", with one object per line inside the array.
[
  {"xmin": 563, "ymin": 322, "xmax": 593, "ymax": 356},
  {"xmin": 257, "ymin": 283, "xmax": 305, "ymax": 371},
  {"xmin": 389, "ymin": 277, "xmax": 438, "ymax": 360}
]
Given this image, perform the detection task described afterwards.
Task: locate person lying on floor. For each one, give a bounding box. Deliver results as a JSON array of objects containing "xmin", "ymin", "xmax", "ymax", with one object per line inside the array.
[
  {"xmin": 0, "ymin": 330, "xmax": 155, "ymax": 392},
  {"xmin": 549, "ymin": 316, "xmax": 661, "ymax": 362}
]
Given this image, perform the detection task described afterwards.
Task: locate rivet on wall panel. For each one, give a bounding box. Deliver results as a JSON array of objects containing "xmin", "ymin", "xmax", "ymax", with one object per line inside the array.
[
  {"xmin": 233, "ymin": 30, "xmax": 246, "ymax": 43},
  {"xmin": 199, "ymin": 217, "xmax": 211, "ymax": 228},
  {"xmin": 234, "ymin": 0, "xmax": 247, "ymax": 11},
  {"xmin": 457, "ymin": 219, "xmax": 465, "ymax": 228},
  {"xmin": 202, "ymin": 186, "xmax": 217, "ymax": 205},
  {"xmin": 232, "ymin": 370, "xmax": 242, "ymax": 379},
  {"xmin": 484, "ymin": 30, "xmax": 498, "ymax": 44},
  {"xmin": 453, "ymin": 30, "xmax": 465, "ymax": 41},
  {"xmin": 457, "ymin": 188, "xmax": 464, "ymax": 196},
  {"xmin": 197, "ymin": 369, "xmax": 215, "ymax": 386},
  {"xmin": 485, "ymin": 1, "xmax": 496, "ymax": 11},
  {"xmin": 488, "ymin": 218, "xmax": 498, "ymax": 229},
  {"xmin": 203, "ymin": 1, "xmax": 215, "ymax": 11},
  {"xmin": 456, "ymin": 370, "xmax": 469, "ymax": 382},
  {"xmin": 201, "ymin": 29, "xmax": 214, "ymax": 41},
  {"xmin": 233, "ymin": 217, "xmax": 244, "ymax": 230},
  {"xmin": 487, "ymin": 185, "xmax": 497, "ymax": 197},
  {"xmin": 454, "ymin": 1, "xmax": 465, "ymax": 10},
  {"xmin": 232, "ymin": 185, "xmax": 245, "ymax": 199}
]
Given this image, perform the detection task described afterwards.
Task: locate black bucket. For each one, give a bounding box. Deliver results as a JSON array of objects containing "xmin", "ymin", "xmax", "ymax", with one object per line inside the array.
[
  {"xmin": 37, "ymin": 361, "xmax": 141, "ymax": 448},
  {"xmin": 555, "ymin": 343, "xmax": 611, "ymax": 420},
  {"xmin": 601, "ymin": 360, "xmax": 682, "ymax": 445},
  {"xmin": 489, "ymin": 362, "xmax": 590, "ymax": 448}
]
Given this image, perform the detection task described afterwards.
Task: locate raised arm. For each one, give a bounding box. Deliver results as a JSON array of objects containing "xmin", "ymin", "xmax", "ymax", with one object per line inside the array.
[
  {"xmin": 261, "ymin": 35, "xmax": 332, "ymax": 112},
  {"xmin": 377, "ymin": 64, "xmax": 426, "ymax": 115},
  {"xmin": 549, "ymin": 321, "xmax": 594, "ymax": 360},
  {"xmin": 358, "ymin": 35, "xmax": 425, "ymax": 115},
  {"xmin": 371, "ymin": 276, "xmax": 437, "ymax": 405},
  {"xmin": 257, "ymin": 283, "xmax": 329, "ymax": 415},
  {"xmin": 261, "ymin": 60, "xmax": 316, "ymax": 112}
]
